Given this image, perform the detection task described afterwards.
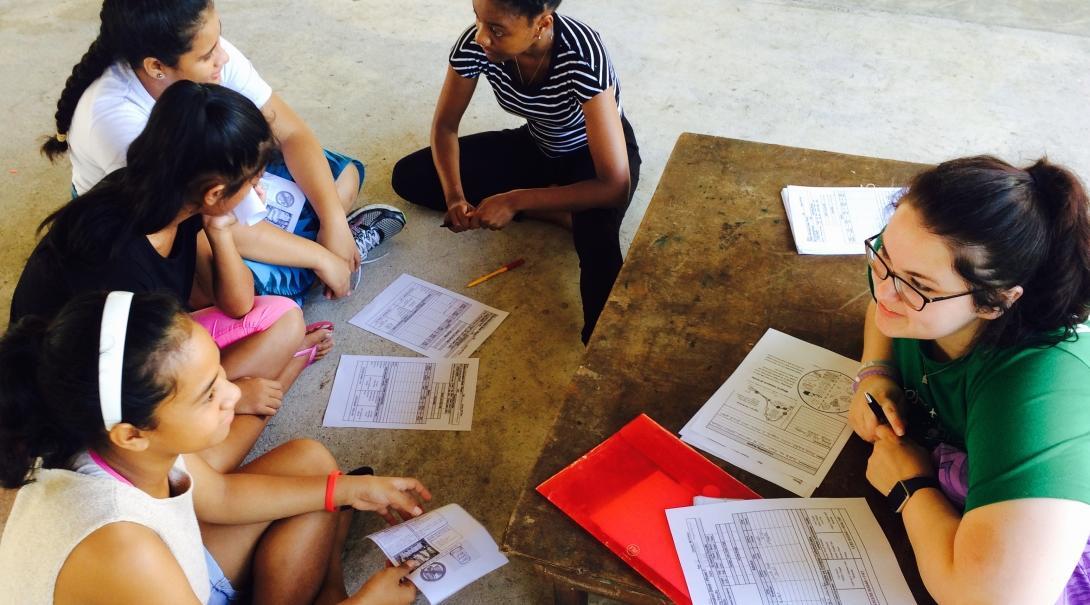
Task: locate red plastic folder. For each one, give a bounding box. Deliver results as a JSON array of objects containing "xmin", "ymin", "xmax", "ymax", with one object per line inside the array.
[{"xmin": 537, "ymin": 414, "xmax": 760, "ymax": 604}]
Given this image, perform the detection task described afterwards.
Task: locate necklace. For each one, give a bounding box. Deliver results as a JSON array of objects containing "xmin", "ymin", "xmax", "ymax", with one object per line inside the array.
[{"xmin": 513, "ymin": 28, "xmax": 552, "ymax": 86}]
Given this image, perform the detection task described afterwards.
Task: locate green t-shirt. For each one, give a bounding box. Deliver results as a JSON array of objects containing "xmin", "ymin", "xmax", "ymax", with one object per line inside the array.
[{"xmin": 893, "ymin": 325, "xmax": 1090, "ymax": 512}]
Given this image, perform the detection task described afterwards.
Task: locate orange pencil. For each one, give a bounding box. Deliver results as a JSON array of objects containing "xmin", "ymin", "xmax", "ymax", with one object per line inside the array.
[{"xmin": 466, "ymin": 258, "xmax": 525, "ymax": 287}]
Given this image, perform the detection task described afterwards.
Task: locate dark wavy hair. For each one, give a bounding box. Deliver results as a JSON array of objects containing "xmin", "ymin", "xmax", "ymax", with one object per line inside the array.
[
  {"xmin": 0, "ymin": 292, "xmax": 189, "ymax": 488},
  {"xmin": 902, "ymin": 156, "xmax": 1090, "ymax": 349},
  {"xmin": 40, "ymin": 81, "xmax": 276, "ymax": 264},
  {"xmin": 41, "ymin": 0, "xmax": 213, "ymax": 160},
  {"xmin": 494, "ymin": 0, "xmax": 561, "ymax": 19}
]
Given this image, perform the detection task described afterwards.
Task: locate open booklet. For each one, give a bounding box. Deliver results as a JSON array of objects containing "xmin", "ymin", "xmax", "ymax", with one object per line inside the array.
[
  {"xmin": 667, "ymin": 498, "xmax": 915, "ymax": 604},
  {"xmin": 366, "ymin": 504, "xmax": 508, "ymax": 604},
  {"xmin": 781, "ymin": 185, "xmax": 903, "ymax": 255}
]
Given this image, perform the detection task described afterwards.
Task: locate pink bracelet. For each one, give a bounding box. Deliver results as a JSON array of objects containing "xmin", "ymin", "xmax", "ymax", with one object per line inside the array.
[{"xmin": 852, "ymin": 367, "xmax": 900, "ymax": 393}]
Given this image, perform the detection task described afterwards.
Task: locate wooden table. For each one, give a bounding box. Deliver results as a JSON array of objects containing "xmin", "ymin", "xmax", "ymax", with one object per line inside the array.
[{"xmin": 501, "ymin": 134, "xmax": 935, "ymax": 604}]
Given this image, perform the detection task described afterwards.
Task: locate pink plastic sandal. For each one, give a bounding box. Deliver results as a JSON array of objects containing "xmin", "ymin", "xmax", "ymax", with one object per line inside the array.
[{"xmin": 295, "ymin": 321, "xmax": 334, "ymax": 367}]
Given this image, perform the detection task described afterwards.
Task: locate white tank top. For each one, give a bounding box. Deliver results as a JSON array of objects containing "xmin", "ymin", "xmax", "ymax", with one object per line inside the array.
[{"xmin": 0, "ymin": 454, "xmax": 210, "ymax": 604}]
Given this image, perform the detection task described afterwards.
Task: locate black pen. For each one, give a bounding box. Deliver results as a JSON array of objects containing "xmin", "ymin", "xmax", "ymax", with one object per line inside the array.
[{"xmin": 864, "ymin": 392, "xmax": 888, "ymax": 425}]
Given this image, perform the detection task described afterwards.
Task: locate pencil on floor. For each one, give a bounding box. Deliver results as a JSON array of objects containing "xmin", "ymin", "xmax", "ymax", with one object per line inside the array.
[{"xmin": 467, "ymin": 258, "xmax": 525, "ymax": 287}]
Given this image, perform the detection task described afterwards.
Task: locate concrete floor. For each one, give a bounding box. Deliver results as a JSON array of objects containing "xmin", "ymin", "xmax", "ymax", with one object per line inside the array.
[{"xmin": 1, "ymin": 1, "xmax": 1088, "ymax": 603}]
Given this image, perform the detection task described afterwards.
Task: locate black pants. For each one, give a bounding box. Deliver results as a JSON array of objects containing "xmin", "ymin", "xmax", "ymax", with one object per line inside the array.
[{"xmin": 391, "ymin": 117, "xmax": 641, "ymax": 344}]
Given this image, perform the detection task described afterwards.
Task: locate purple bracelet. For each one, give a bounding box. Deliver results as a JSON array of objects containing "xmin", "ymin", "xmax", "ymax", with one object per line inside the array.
[{"xmin": 852, "ymin": 367, "xmax": 900, "ymax": 393}]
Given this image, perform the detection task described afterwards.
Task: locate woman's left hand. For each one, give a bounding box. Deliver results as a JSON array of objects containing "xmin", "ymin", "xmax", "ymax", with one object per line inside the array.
[
  {"xmin": 866, "ymin": 424, "xmax": 934, "ymax": 494},
  {"xmin": 338, "ymin": 475, "xmax": 433, "ymax": 525},
  {"xmin": 472, "ymin": 191, "xmax": 522, "ymax": 230}
]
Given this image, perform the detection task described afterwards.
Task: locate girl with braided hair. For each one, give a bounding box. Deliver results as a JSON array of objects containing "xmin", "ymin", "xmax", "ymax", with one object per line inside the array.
[
  {"xmin": 42, "ymin": 0, "xmax": 406, "ymax": 304},
  {"xmin": 847, "ymin": 156, "xmax": 1090, "ymax": 603}
]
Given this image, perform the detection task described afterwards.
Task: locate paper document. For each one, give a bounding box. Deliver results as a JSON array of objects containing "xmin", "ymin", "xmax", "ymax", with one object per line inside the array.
[
  {"xmin": 367, "ymin": 504, "xmax": 508, "ymax": 604},
  {"xmin": 350, "ymin": 274, "xmax": 508, "ymax": 358},
  {"xmin": 259, "ymin": 172, "xmax": 307, "ymax": 234},
  {"xmin": 322, "ymin": 356, "xmax": 478, "ymax": 430},
  {"xmin": 681, "ymin": 329, "xmax": 858, "ymax": 496},
  {"xmin": 667, "ymin": 498, "xmax": 915, "ymax": 605},
  {"xmin": 781, "ymin": 186, "xmax": 903, "ymax": 255}
]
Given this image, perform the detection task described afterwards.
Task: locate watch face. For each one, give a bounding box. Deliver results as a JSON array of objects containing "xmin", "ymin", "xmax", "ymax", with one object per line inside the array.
[{"xmin": 886, "ymin": 481, "xmax": 910, "ymax": 513}]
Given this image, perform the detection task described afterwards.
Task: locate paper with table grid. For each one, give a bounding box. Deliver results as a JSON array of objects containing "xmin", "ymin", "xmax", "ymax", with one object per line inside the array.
[
  {"xmin": 350, "ymin": 274, "xmax": 508, "ymax": 358},
  {"xmin": 667, "ymin": 498, "xmax": 915, "ymax": 605},
  {"xmin": 322, "ymin": 356, "xmax": 478, "ymax": 430}
]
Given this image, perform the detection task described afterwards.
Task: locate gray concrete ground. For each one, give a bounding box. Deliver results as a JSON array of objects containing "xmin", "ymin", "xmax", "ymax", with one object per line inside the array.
[{"xmin": 1, "ymin": 1, "xmax": 1087, "ymax": 603}]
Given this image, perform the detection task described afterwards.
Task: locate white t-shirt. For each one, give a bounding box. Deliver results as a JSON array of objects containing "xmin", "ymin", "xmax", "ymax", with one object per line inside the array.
[{"xmin": 69, "ymin": 37, "xmax": 273, "ymax": 194}]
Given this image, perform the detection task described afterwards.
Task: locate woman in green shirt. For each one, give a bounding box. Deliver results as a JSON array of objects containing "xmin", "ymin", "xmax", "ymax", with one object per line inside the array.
[{"xmin": 847, "ymin": 156, "xmax": 1090, "ymax": 604}]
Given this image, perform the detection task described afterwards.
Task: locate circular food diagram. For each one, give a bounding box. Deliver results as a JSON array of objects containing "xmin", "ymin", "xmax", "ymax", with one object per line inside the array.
[{"xmin": 798, "ymin": 370, "xmax": 853, "ymax": 413}]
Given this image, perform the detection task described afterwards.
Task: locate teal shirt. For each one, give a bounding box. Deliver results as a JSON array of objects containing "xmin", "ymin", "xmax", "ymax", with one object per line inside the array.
[{"xmin": 894, "ymin": 325, "xmax": 1090, "ymax": 512}]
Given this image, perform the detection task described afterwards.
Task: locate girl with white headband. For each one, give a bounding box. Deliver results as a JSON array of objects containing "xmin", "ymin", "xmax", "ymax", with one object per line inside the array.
[
  {"xmin": 12, "ymin": 81, "xmax": 327, "ymax": 472},
  {"xmin": 0, "ymin": 291, "xmax": 429, "ymax": 604}
]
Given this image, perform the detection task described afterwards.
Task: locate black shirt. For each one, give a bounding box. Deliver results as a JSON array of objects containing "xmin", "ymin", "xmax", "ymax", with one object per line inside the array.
[{"xmin": 10, "ymin": 215, "xmax": 202, "ymax": 324}]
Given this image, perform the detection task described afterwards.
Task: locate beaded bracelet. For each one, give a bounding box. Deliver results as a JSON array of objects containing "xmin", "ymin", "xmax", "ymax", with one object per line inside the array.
[
  {"xmin": 851, "ymin": 366, "xmax": 900, "ymax": 394},
  {"xmin": 325, "ymin": 470, "xmax": 343, "ymax": 512}
]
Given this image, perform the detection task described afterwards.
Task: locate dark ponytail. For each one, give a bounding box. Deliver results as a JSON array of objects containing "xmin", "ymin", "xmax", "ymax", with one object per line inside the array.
[
  {"xmin": 41, "ymin": 0, "xmax": 213, "ymax": 161},
  {"xmin": 904, "ymin": 156, "xmax": 1090, "ymax": 348},
  {"xmin": 0, "ymin": 292, "xmax": 188, "ymax": 489},
  {"xmin": 39, "ymin": 81, "xmax": 276, "ymax": 263}
]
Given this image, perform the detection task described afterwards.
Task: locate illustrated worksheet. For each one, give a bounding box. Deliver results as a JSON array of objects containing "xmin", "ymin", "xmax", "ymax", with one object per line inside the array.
[
  {"xmin": 322, "ymin": 356, "xmax": 478, "ymax": 431},
  {"xmin": 681, "ymin": 329, "xmax": 858, "ymax": 496},
  {"xmin": 667, "ymin": 498, "xmax": 915, "ymax": 605},
  {"xmin": 368, "ymin": 504, "xmax": 508, "ymax": 604},
  {"xmin": 350, "ymin": 274, "xmax": 508, "ymax": 358},
  {"xmin": 259, "ymin": 172, "xmax": 307, "ymax": 234},
  {"xmin": 780, "ymin": 186, "xmax": 902, "ymax": 255}
]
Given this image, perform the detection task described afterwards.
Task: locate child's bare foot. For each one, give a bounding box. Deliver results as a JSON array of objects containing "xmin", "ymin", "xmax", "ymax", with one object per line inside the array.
[{"xmin": 234, "ymin": 377, "xmax": 284, "ymax": 416}]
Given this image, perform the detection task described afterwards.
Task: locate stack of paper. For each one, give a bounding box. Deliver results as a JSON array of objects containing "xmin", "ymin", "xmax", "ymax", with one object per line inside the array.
[
  {"xmin": 681, "ymin": 329, "xmax": 859, "ymax": 497},
  {"xmin": 367, "ymin": 504, "xmax": 508, "ymax": 604},
  {"xmin": 781, "ymin": 185, "xmax": 903, "ymax": 254}
]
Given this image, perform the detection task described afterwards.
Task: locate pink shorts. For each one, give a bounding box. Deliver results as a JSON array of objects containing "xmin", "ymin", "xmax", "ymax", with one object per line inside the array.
[{"xmin": 190, "ymin": 295, "xmax": 299, "ymax": 350}]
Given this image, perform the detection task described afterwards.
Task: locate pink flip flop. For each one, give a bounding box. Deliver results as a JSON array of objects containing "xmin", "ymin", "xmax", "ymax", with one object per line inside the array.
[{"xmin": 295, "ymin": 321, "xmax": 334, "ymax": 367}]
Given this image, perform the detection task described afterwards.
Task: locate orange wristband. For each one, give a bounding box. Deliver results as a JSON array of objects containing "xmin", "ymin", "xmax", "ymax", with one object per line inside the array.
[{"xmin": 324, "ymin": 470, "xmax": 343, "ymax": 512}]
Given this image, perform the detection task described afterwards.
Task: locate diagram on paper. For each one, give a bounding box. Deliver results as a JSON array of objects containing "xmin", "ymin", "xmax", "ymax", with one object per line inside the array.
[
  {"xmin": 323, "ymin": 356, "xmax": 479, "ymax": 431},
  {"xmin": 258, "ymin": 172, "xmax": 306, "ymax": 234},
  {"xmin": 667, "ymin": 498, "xmax": 916, "ymax": 605},
  {"xmin": 350, "ymin": 274, "xmax": 508, "ymax": 358},
  {"xmin": 799, "ymin": 370, "xmax": 853, "ymax": 413},
  {"xmin": 368, "ymin": 504, "xmax": 508, "ymax": 604},
  {"xmin": 681, "ymin": 329, "xmax": 859, "ymax": 496}
]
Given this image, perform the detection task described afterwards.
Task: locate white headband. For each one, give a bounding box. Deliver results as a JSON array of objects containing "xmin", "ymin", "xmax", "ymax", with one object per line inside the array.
[{"xmin": 98, "ymin": 291, "xmax": 134, "ymax": 430}]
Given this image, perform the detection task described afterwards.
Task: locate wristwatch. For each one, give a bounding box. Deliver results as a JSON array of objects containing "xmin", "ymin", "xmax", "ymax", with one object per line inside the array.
[{"xmin": 886, "ymin": 476, "xmax": 940, "ymax": 513}]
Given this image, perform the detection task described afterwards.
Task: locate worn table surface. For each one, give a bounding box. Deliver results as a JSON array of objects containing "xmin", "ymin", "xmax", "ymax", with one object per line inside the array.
[{"xmin": 501, "ymin": 134, "xmax": 935, "ymax": 604}]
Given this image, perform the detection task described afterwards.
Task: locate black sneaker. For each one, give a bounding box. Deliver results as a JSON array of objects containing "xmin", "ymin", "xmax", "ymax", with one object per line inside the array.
[{"xmin": 347, "ymin": 204, "xmax": 406, "ymax": 264}]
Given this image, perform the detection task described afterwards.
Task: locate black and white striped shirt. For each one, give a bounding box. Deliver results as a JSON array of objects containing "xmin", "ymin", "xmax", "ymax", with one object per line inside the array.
[{"xmin": 449, "ymin": 14, "xmax": 623, "ymax": 158}]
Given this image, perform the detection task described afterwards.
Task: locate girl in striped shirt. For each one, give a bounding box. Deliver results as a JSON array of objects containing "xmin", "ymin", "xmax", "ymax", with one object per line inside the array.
[{"xmin": 392, "ymin": 0, "xmax": 641, "ymax": 344}]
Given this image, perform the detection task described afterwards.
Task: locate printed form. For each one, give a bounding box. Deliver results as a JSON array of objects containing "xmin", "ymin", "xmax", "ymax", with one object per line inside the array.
[
  {"xmin": 780, "ymin": 186, "xmax": 902, "ymax": 255},
  {"xmin": 667, "ymin": 498, "xmax": 915, "ymax": 605},
  {"xmin": 350, "ymin": 274, "xmax": 508, "ymax": 358},
  {"xmin": 681, "ymin": 329, "xmax": 859, "ymax": 496},
  {"xmin": 322, "ymin": 356, "xmax": 478, "ymax": 431},
  {"xmin": 368, "ymin": 504, "xmax": 508, "ymax": 604},
  {"xmin": 259, "ymin": 172, "xmax": 307, "ymax": 234}
]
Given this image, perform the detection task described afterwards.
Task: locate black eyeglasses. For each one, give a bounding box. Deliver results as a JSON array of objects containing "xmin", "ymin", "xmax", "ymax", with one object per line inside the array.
[{"xmin": 864, "ymin": 234, "xmax": 977, "ymax": 311}]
